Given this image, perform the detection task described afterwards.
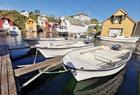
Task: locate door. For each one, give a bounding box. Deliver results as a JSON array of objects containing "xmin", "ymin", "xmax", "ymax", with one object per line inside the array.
[
  {"xmin": 109, "ymin": 29, "xmax": 122, "ymax": 37},
  {"xmin": 3, "ymin": 19, "xmax": 10, "ymax": 29}
]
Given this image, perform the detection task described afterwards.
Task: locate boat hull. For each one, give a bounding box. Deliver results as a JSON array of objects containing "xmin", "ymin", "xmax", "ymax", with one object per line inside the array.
[
  {"xmin": 9, "ymin": 30, "xmax": 21, "ymax": 35},
  {"xmin": 99, "ymin": 36, "xmax": 139, "ymax": 43},
  {"xmin": 67, "ymin": 62, "xmax": 126, "ymax": 81},
  {"xmin": 63, "ymin": 46, "xmax": 132, "ymax": 82}
]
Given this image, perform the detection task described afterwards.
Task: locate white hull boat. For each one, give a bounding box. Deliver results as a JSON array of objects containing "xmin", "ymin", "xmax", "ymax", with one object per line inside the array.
[
  {"xmin": 62, "ymin": 46, "xmax": 132, "ymax": 81},
  {"xmin": 23, "ymin": 37, "xmax": 65, "ymax": 41},
  {"xmin": 99, "ymin": 36, "xmax": 139, "ymax": 43},
  {"xmin": 36, "ymin": 41, "xmax": 92, "ymax": 58},
  {"xmin": 9, "ymin": 26, "xmax": 21, "ymax": 35}
]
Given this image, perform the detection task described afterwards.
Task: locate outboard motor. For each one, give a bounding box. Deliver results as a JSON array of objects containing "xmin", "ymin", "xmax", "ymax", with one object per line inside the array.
[
  {"xmin": 63, "ymin": 32, "xmax": 68, "ymax": 36},
  {"xmin": 63, "ymin": 32, "xmax": 68, "ymax": 40},
  {"xmin": 83, "ymin": 39, "xmax": 90, "ymax": 44},
  {"xmin": 111, "ymin": 44, "xmax": 121, "ymax": 50}
]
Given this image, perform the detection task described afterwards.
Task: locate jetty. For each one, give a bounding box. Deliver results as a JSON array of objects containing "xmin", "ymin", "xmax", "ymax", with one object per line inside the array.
[
  {"xmin": 0, "ymin": 45, "xmax": 17, "ymax": 95},
  {"xmin": 138, "ymin": 72, "xmax": 140, "ymax": 95}
]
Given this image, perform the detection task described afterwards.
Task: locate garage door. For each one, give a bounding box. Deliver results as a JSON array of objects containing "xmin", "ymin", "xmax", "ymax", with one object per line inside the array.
[{"xmin": 109, "ymin": 29, "xmax": 122, "ymax": 37}]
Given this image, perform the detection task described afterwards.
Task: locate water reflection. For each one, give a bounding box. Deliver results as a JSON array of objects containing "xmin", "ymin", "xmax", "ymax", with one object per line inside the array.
[{"xmin": 0, "ymin": 35, "xmax": 29, "ymax": 49}]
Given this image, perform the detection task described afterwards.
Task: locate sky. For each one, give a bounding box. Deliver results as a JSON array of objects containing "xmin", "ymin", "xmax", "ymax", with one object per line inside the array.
[{"xmin": 0, "ymin": 0, "xmax": 140, "ymax": 22}]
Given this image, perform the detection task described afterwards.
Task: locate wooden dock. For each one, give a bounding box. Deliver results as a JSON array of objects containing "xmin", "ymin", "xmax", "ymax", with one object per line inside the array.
[
  {"xmin": 138, "ymin": 72, "xmax": 140, "ymax": 95},
  {"xmin": 0, "ymin": 45, "xmax": 17, "ymax": 95}
]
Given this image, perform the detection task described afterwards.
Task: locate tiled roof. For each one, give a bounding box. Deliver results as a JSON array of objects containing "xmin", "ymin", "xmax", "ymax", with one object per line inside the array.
[{"xmin": 72, "ymin": 12, "xmax": 89, "ymax": 17}]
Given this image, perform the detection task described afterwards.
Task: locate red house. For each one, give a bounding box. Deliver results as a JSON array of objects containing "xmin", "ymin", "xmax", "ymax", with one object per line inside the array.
[{"xmin": 0, "ymin": 17, "xmax": 13, "ymax": 29}]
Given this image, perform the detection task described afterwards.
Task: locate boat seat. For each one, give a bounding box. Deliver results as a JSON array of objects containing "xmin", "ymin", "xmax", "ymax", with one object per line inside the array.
[{"xmin": 95, "ymin": 51, "xmax": 122, "ymax": 65}]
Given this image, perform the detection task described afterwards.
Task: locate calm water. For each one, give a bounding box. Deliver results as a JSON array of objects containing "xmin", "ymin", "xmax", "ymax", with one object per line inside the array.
[{"xmin": 2, "ymin": 35, "xmax": 139, "ymax": 95}]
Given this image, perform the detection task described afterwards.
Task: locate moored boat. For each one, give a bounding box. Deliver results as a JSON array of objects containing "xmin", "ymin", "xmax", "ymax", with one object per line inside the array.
[
  {"xmin": 8, "ymin": 26, "xmax": 21, "ymax": 35},
  {"xmin": 23, "ymin": 37, "xmax": 65, "ymax": 41},
  {"xmin": 35, "ymin": 40, "xmax": 92, "ymax": 58},
  {"xmin": 62, "ymin": 45, "xmax": 132, "ymax": 81},
  {"xmin": 98, "ymin": 36, "xmax": 139, "ymax": 43}
]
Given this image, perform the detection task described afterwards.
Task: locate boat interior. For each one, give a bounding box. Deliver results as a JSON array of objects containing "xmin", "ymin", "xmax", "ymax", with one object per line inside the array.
[{"xmin": 63, "ymin": 46, "xmax": 131, "ymax": 70}]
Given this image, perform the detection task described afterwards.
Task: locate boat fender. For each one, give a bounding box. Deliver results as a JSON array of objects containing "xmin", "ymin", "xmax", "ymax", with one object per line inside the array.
[{"xmin": 111, "ymin": 44, "xmax": 121, "ymax": 50}]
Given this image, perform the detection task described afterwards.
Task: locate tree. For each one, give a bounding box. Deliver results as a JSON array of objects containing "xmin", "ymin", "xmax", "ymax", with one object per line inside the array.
[
  {"xmin": 46, "ymin": 16, "xmax": 58, "ymax": 22},
  {"xmin": 90, "ymin": 18, "xmax": 99, "ymax": 24},
  {"xmin": 34, "ymin": 9, "xmax": 40, "ymax": 15}
]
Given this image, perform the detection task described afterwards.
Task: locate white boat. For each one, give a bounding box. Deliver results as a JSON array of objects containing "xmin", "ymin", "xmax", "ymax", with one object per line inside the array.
[
  {"xmin": 98, "ymin": 36, "xmax": 139, "ymax": 43},
  {"xmin": 23, "ymin": 37, "xmax": 65, "ymax": 41},
  {"xmin": 62, "ymin": 46, "xmax": 132, "ymax": 81},
  {"xmin": 35, "ymin": 41, "xmax": 92, "ymax": 58},
  {"xmin": 9, "ymin": 26, "xmax": 21, "ymax": 35}
]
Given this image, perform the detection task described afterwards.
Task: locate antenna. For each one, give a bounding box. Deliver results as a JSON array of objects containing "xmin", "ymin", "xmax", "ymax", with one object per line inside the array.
[{"xmin": 89, "ymin": 5, "xmax": 93, "ymax": 19}]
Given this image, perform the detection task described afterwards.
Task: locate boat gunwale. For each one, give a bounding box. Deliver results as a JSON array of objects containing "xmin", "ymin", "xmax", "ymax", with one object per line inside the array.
[
  {"xmin": 35, "ymin": 44, "xmax": 92, "ymax": 49},
  {"xmin": 99, "ymin": 36, "xmax": 139, "ymax": 43},
  {"xmin": 62, "ymin": 49, "xmax": 133, "ymax": 72}
]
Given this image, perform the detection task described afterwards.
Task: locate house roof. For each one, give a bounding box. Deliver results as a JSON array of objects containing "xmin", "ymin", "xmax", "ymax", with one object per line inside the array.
[
  {"xmin": 38, "ymin": 16, "xmax": 48, "ymax": 21},
  {"xmin": 0, "ymin": 16, "xmax": 12, "ymax": 21},
  {"xmin": 102, "ymin": 9, "xmax": 136, "ymax": 24},
  {"xmin": 64, "ymin": 16, "xmax": 85, "ymax": 27},
  {"xmin": 25, "ymin": 18, "xmax": 37, "ymax": 23},
  {"xmin": 72, "ymin": 12, "xmax": 89, "ymax": 17},
  {"xmin": 134, "ymin": 21, "xmax": 140, "ymax": 36}
]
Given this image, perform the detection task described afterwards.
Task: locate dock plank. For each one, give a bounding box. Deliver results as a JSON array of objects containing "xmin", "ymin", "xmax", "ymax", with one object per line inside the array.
[
  {"xmin": 0, "ymin": 47, "xmax": 2, "ymax": 95},
  {"xmin": 0, "ymin": 45, "xmax": 17, "ymax": 95},
  {"xmin": 7, "ymin": 52, "xmax": 17, "ymax": 95},
  {"xmin": 1, "ymin": 55, "xmax": 8, "ymax": 95},
  {"xmin": 14, "ymin": 56, "xmax": 63, "ymax": 77}
]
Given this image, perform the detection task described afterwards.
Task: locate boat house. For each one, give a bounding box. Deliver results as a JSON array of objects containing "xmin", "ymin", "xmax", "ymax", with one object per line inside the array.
[
  {"xmin": 0, "ymin": 17, "xmax": 13, "ymax": 30},
  {"xmin": 25, "ymin": 18, "xmax": 37, "ymax": 32},
  {"xmin": 38, "ymin": 16, "xmax": 49, "ymax": 28},
  {"xmin": 25, "ymin": 18, "xmax": 37, "ymax": 38},
  {"xmin": 101, "ymin": 9, "xmax": 136, "ymax": 37}
]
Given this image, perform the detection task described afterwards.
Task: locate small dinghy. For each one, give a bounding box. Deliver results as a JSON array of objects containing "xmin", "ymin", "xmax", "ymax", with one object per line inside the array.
[
  {"xmin": 62, "ymin": 45, "xmax": 132, "ymax": 81},
  {"xmin": 35, "ymin": 41, "xmax": 92, "ymax": 58},
  {"xmin": 98, "ymin": 36, "xmax": 139, "ymax": 43}
]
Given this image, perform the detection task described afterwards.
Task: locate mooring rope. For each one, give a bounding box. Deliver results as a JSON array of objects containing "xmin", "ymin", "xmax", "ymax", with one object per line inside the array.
[{"xmin": 33, "ymin": 48, "xmax": 38, "ymax": 64}]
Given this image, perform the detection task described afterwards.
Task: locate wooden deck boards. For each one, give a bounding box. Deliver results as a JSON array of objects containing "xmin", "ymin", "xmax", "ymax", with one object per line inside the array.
[{"xmin": 0, "ymin": 45, "xmax": 17, "ymax": 95}]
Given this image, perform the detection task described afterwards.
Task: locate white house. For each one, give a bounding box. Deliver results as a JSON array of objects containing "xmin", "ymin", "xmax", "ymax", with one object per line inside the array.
[
  {"xmin": 20, "ymin": 10, "xmax": 29, "ymax": 17},
  {"xmin": 37, "ymin": 16, "xmax": 48, "ymax": 28},
  {"xmin": 56, "ymin": 16, "xmax": 88, "ymax": 33},
  {"xmin": 72, "ymin": 13, "xmax": 91, "ymax": 22}
]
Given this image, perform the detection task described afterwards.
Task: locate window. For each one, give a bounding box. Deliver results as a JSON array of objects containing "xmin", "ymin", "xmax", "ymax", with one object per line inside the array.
[{"xmin": 113, "ymin": 16, "xmax": 122, "ymax": 24}]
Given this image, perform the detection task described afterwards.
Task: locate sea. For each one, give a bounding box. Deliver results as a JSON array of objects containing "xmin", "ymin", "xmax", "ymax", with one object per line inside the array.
[{"xmin": 1, "ymin": 34, "xmax": 139, "ymax": 95}]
